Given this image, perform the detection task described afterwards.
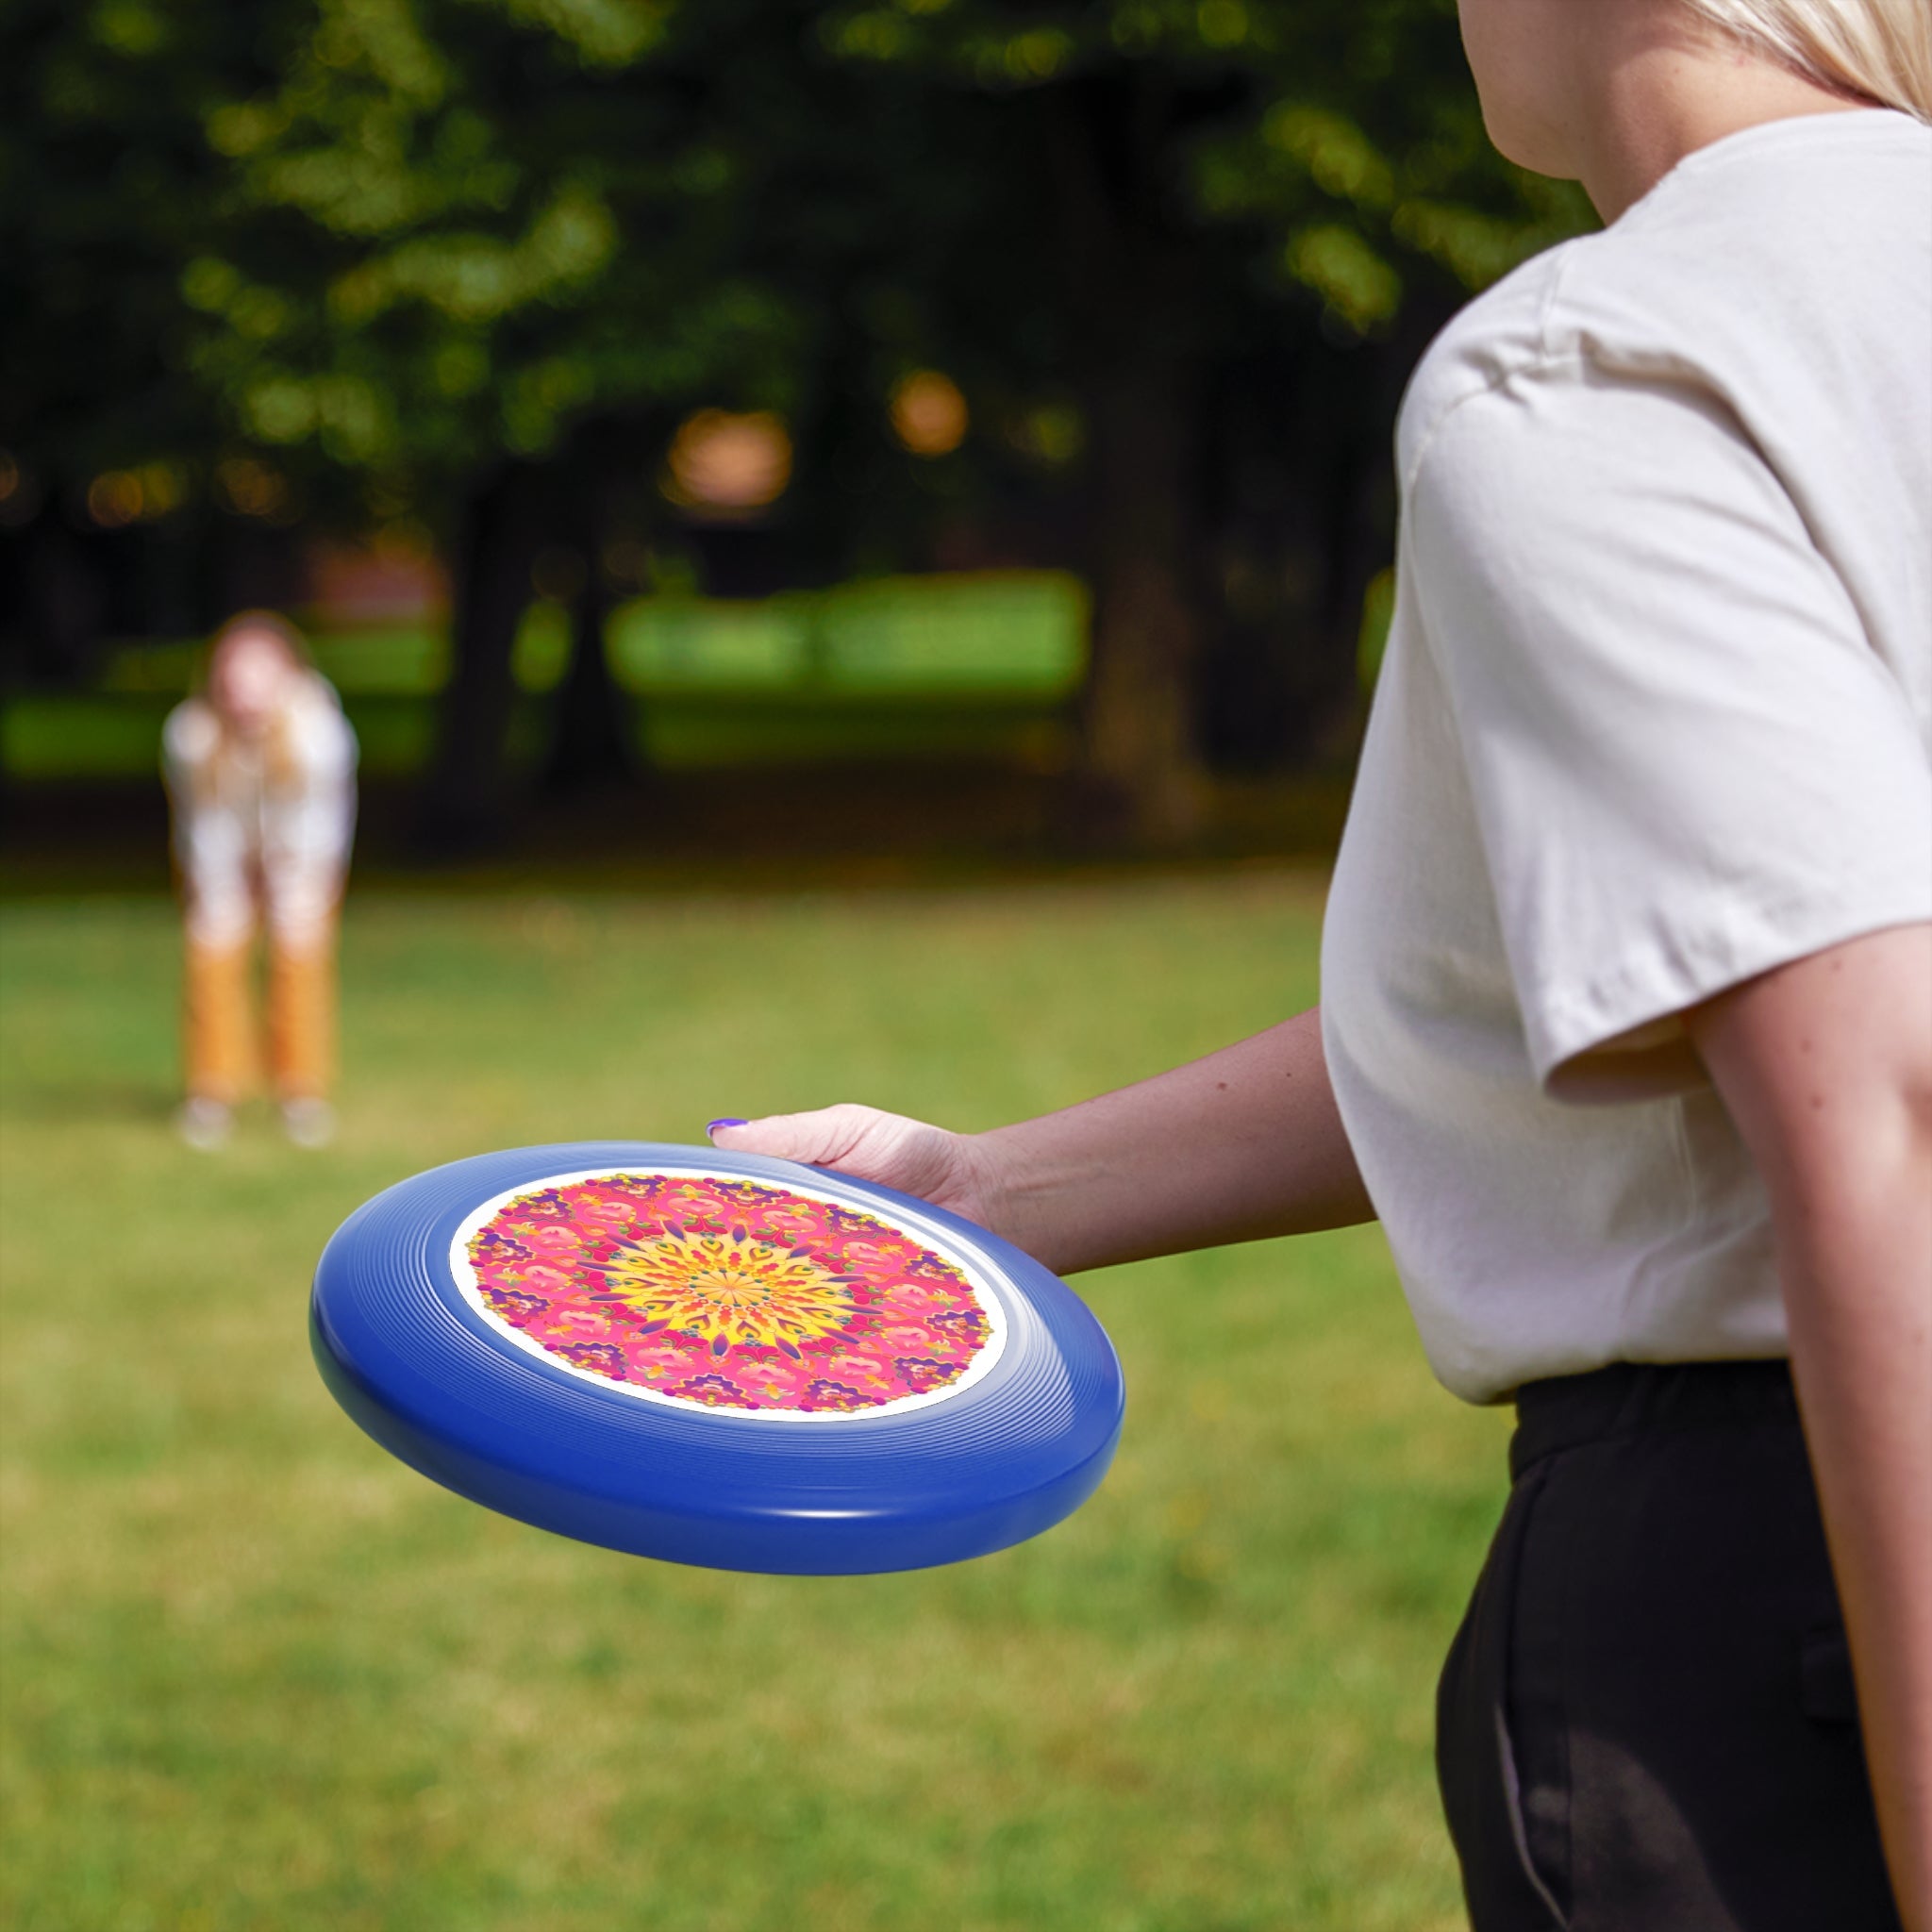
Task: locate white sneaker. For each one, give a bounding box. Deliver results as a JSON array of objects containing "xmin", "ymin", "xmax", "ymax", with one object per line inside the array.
[
  {"xmin": 280, "ymin": 1097, "xmax": 338, "ymax": 1149},
  {"xmin": 175, "ymin": 1096, "xmax": 233, "ymax": 1151}
]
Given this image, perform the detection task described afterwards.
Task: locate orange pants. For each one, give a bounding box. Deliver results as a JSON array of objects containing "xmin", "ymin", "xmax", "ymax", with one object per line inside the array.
[{"xmin": 184, "ymin": 922, "xmax": 337, "ymax": 1105}]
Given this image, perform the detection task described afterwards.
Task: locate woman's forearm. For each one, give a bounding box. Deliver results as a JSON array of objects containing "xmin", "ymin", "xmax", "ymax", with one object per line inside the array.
[
  {"xmin": 1781, "ymin": 1176, "xmax": 1932, "ymax": 1932},
  {"xmin": 970, "ymin": 1005, "xmax": 1374, "ymax": 1275},
  {"xmin": 1692, "ymin": 924, "xmax": 1932, "ymax": 1930}
]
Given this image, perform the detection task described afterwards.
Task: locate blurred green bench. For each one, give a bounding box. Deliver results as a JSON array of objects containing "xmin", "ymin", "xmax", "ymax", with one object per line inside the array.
[{"xmin": 1, "ymin": 572, "xmax": 1089, "ymax": 780}]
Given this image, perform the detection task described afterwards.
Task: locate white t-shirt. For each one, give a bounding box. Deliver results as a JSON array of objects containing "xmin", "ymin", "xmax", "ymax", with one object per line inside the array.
[
  {"xmin": 1322, "ymin": 109, "xmax": 1932, "ymax": 1405},
  {"xmin": 163, "ymin": 671, "xmax": 358, "ymax": 950}
]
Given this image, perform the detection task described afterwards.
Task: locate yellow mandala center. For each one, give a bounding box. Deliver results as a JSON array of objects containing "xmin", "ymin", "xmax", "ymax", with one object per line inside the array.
[{"xmin": 594, "ymin": 1225, "xmax": 856, "ymax": 1357}]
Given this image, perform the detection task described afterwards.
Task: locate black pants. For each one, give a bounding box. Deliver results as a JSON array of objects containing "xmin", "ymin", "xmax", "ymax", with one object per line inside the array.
[{"xmin": 1436, "ymin": 1360, "xmax": 1901, "ymax": 1932}]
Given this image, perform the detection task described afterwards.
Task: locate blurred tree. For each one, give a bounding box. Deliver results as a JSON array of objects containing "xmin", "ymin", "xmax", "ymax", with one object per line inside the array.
[
  {"xmin": 808, "ymin": 0, "xmax": 1591, "ymax": 835},
  {"xmin": 164, "ymin": 0, "xmax": 817, "ymax": 844},
  {"xmin": 0, "ymin": 0, "xmax": 300, "ymax": 681},
  {"xmin": 5, "ymin": 0, "xmax": 1591, "ymax": 842}
]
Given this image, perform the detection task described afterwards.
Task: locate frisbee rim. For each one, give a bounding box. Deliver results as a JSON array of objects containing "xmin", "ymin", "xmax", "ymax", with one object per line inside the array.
[{"xmin": 309, "ymin": 1141, "xmax": 1124, "ymax": 1574}]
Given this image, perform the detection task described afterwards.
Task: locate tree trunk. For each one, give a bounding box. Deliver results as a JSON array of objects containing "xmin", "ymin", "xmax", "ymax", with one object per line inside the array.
[
  {"xmin": 542, "ymin": 418, "xmax": 658, "ymax": 797},
  {"xmin": 14, "ymin": 509, "xmax": 107, "ymax": 687},
  {"xmin": 1079, "ymin": 360, "xmax": 1205, "ymax": 843},
  {"xmin": 541, "ymin": 556, "xmax": 633, "ymax": 797},
  {"xmin": 418, "ymin": 461, "xmax": 542, "ymax": 857},
  {"xmin": 1045, "ymin": 76, "xmax": 1210, "ymax": 847}
]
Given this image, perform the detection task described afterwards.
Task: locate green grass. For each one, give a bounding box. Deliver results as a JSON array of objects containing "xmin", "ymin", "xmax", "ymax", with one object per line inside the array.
[
  {"xmin": 0, "ymin": 689, "xmax": 1076, "ymax": 781},
  {"xmin": 3, "ymin": 573, "xmax": 1089, "ymax": 781},
  {"xmin": 0, "ymin": 875, "xmax": 1506, "ymax": 1931}
]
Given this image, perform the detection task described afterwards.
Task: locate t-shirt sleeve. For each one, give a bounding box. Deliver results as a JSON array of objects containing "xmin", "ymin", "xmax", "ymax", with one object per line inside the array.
[{"xmin": 1407, "ymin": 363, "xmax": 1932, "ymax": 1098}]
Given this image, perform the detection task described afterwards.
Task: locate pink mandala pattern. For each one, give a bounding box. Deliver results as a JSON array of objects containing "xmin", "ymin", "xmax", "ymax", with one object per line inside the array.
[{"xmin": 459, "ymin": 1173, "xmax": 998, "ymax": 1415}]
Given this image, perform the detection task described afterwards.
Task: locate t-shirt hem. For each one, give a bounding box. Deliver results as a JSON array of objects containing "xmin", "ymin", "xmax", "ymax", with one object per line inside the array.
[{"xmin": 1427, "ymin": 1338, "xmax": 1792, "ymax": 1408}]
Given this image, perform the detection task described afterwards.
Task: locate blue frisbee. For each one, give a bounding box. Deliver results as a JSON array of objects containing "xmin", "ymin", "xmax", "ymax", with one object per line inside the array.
[{"xmin": 309, "ymin": 1142, "xmax": 1124, "ymax": 1574}]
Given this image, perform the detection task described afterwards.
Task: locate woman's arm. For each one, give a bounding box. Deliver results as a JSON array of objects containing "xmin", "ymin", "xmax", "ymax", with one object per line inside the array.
[
  {"xmin": 1689, "ymin": 923, "xmax": 1932, "ymax": 1932},
  {"xmin": 710, "ymin": 1005, "xmax": 1374, "ymax": 1275}
]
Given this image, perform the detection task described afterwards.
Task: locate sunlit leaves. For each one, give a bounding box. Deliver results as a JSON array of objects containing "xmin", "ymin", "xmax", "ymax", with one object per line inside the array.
[
  {"xmin": 305, "ymin": 0, "xmax": 451, "ymax": 103},
  {"xmin": 205, "ymin": 0, "xmax": 498, "ymax": 241},
  {"xmin": 1193, "ymin": 0, "xmax": 1247, "ymax": 49},
  {"xmin": 88, "ymin": 0, "xmax": 171, "ymax": 58},
  {"xmin": 325, "ymin": 184, "xmax": 617, "ymax": 326},
  {"xmin": 1262, "ymin": 107, "xmax": 1394, "ymax": 209},
  {"xmin": 1282, "ymin": 225, "xmax": 1401, "ymax": 333},
  {"xmin": 822, "ymin": 4, "xmax": 1074, "ymax": 83},
  {"xmin": 1390, "ymin": 165, "xmax": 1593, "ymax": 292},
  {"xmin": 811, "ymin": 0, "xmax": 1590, "ymax": 344},
  {"xmin": 480, "ymin": 0, "xmax": 674, "ymax": 67},
  {"xmin": 242, "ymin": 371, "xmax": 393, "ymax": 462},
  {"xmin": 1390, "ymin": 198, "xmax": 1527, "ymax": 291},
  {"xmin": 179, "ymin": 256, "xmax": 242, "ymax": 314},
  {"xmin": 500, "ymin": 355, "xmax": 597, "ymax": 453},
  {"xmin": 143, "ymin": 0, "xmax": 733, "ymax": 498},
  {"xmin": 11, "ymin": 0, "xmax": 1594, "ymax": 534},
  {"xmin": 205, "ymin": 100, "xmax": 289, "ymax": 158}
]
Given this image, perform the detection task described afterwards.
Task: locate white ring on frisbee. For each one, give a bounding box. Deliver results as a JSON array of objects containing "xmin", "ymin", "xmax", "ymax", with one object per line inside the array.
[{"xmin": 448, "ymin": 1163, "xmax": 1010, "ymax": 1422}]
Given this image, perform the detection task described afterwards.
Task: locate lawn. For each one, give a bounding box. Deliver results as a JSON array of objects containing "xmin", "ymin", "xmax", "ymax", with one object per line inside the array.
[
  {"xmin": 0, "ymin": 573, "xmax": 1090, "ymax": 782},
  {"xmin": 0, "ymin": 873, "xmax": 1507, "ymax": 1931}
]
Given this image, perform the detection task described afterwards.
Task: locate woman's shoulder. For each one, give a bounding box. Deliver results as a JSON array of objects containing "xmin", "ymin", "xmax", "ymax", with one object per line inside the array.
[
  {"xmin": 1399, "ymin": 110, "xmax": 1932, "ymax": 490},
  {"xmin": 1395, "ymin": 243, "xmax": 1582, "ymax": 484}
]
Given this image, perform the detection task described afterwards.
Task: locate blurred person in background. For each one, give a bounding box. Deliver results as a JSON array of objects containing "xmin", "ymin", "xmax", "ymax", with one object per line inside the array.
[
  {"xmin": 163, "ymin": 611, "xmax": 358, "ymax": 1151},
  {"xmin": 712, "ymin": 0, "xmax": 1932, "ymax": 1926}
]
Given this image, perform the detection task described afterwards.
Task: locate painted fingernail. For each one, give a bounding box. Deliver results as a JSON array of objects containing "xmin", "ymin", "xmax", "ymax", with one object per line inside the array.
[{"xmin": 707, "ymin": 1118, "xmax": 748, "ymax": 1137}]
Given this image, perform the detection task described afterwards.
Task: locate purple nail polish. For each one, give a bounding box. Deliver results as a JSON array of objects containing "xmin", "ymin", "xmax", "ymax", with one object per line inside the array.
[{"xmin": 707, "ymin": 1118, "xmax": 748, "ymax": 1136}]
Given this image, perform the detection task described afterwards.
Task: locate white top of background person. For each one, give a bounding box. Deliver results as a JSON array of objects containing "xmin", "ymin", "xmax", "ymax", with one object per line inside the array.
[
  {"xmin": 712, "ymin": 1, "xmax": 1932, "ymax": 1921},
  {"xmin": 162, "ymin": 612, "xmax": 358, "ymax": 1149}
]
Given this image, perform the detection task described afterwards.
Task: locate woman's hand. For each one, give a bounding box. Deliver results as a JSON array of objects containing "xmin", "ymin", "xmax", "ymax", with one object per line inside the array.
[
  {"xmin": 707, "ymin": 1008, "xmax": 1373, "ymax": 1276},
  {"xmin": 708, "ymin": 1106, "xmax": 1009, "ymax": 1233}
]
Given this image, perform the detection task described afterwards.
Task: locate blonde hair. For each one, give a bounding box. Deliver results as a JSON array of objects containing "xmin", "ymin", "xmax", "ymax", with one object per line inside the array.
[{"xmin": 1682, "ymin": 0, "xmax": 1932, "ymax": 120}]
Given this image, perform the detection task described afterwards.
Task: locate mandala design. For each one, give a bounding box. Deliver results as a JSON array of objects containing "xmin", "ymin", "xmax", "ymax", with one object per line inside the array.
[
  {"xmin": 455, "ymin": 1171, "xmax": 1001, "ymax": 1417},
  {"xmin": 593, "ymin": 1225, "xmax": 857, "ymax": 1358}
]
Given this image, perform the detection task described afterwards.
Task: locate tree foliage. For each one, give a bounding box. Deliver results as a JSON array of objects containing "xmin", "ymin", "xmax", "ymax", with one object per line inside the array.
[{"xmin": 4, "ymin": 0, "xmax": 1593, "ymax": 837}]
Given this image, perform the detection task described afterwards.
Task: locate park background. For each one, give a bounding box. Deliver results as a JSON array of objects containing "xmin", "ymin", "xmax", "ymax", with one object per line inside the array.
[{"xmin": 2, "ymin": 3, "xmax": 1593, "ymax": 1925}]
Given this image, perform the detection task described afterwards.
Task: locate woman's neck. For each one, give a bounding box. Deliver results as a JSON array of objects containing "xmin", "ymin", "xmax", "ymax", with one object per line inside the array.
[{"xmin": 1574, "ymin": 15, "xmax": 1875, "ymax": 223}]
